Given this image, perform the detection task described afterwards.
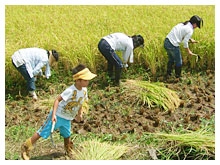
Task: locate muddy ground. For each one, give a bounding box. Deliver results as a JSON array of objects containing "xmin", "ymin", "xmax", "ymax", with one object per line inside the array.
[{"xmin": 5, "ymin": 70, "xmax": 215, "ymax": 160}]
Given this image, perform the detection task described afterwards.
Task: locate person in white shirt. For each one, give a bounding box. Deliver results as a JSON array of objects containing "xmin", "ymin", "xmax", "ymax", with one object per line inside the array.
[
  {"xmin": 164, "ymin": 15, "xmax": 203, "ymax": 79},
  {"xmin": 98, "ymin": 33, "xmax": 144, "ymax": 86},
  {"xmin": 11, "ymin": 48, "xmax": 59, "ymax": 100},
  {"xmin": 21, "ymin": 64, "xmax": 97, "ymax": 160}
]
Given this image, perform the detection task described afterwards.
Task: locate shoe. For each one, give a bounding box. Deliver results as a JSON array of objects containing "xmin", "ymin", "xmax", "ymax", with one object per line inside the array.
[
  {"xmin": 175, "ymin": 66, "xmax": 182, "ymax": 78},
  {"xmin": 114, "ymin": 68, "xmax": 122, "ymax": 87},
  {"xmin": 64, "ymin": 141, "xmax": 74, "ymax": 157},
  {"xmin": 21, "ymin": 138, "xmax": 33, "ymax": 160},
  {"xmin": 29, "ymin": 91, "xmax": 38, "ymax": 101},
  {"xmin": 167, "ymin": 62, "xmax": 174, "ymax": 76}
]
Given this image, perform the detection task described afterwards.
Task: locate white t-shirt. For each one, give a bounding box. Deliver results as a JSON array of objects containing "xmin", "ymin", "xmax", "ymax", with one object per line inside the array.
[
  {"xmin": 55, "ymin": 85, "xmax": 88, "ymax": 120},
  {"xmin": 166, "ymin": 22, "xmax": 194, "ymax": 48},
  {"xmin": 103, "ymin": 33, "xmax": 134, "ymax": 64}
]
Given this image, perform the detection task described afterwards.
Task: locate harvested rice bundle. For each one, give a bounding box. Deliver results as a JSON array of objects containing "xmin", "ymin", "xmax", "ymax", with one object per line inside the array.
[
  {"xmin": 151, "ymin": 129, "xmax": 215, "ymax": 154},
  {"xmin": 72, "ymin": 139, "xmax": 130, "ymax": 160},
  {"xmin": 122, "ymin": 80, "xmax": 180, "ymax": 111}
]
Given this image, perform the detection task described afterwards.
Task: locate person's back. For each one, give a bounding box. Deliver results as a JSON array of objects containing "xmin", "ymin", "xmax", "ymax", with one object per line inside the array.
[
  {"xmin": 18, "ymin": 48, "xmax": 48, "ymax": 67},
  {"xmin": 103, "ymin": 33, "xmax": 133, "ymax": 51},
  {"xmin": 166, "ymin": 23, "xmax": 193, "ymax": 47}
]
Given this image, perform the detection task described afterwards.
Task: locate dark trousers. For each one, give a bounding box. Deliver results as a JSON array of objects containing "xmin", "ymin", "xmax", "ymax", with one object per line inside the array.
[
  {"xmin": 164, "ymin": 38, "xmax": 182, "ymax": 67},
  {"xmin": 12, "ymin": 61, "xmax": 36, "ymax": 91},
  {"xmin": 98, "ymin": 39, "xmax": 123, "ymax": 70},
  {"xmin": 164, "ymin": 38, "xmax": 182, "ymax": 77}
]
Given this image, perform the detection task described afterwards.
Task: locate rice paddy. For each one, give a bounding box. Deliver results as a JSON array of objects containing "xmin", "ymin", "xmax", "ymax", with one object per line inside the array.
[
  {"xmin": 5, "ymin": 5, "xmax": 215, "ymax": 160},
  {"xmin": 5, "ymin": 5, "xmax": 215, "ymax": 88}
]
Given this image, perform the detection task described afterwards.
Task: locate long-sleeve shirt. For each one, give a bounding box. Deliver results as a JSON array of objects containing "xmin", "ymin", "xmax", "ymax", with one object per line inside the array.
[
  {"xmin": 11, "ymin": 48, "xmax": 51, "ymax": 79},
  {"xmin": 103, "ymin": 33, "xmax": 134, "ymax": 64},
  {"xmin": 166, "ymin": 22, "xmax": 194, "ymax": 48}
]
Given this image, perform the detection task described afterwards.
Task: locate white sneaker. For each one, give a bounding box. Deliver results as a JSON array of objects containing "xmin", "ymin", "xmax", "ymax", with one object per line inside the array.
[{"xmin": 29, "ymin": 91, "xmax": 38, "ymax": 101}]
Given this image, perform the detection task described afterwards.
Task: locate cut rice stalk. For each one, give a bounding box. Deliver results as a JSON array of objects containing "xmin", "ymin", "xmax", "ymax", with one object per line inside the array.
[
  {"xmin": 122, "ymin": 80, "xmax": 180, "ymax": 111},
  {"xmin": 72, "ymin": 139, "xmax": 130, "ymax": 160}
]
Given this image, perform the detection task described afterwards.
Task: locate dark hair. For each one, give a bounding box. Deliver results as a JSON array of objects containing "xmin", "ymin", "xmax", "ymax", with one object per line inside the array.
[
  {"xmin": 183, "ymin": 21, "xmax": 189, "ymax": 25},
  {"xmin": 189, "ymin": 15, "xmax": 203, "ymax": 28},
  {"xmin": 52, "ymin": 49, "xmax": 59, "ymax": 61},
  {"xmin": 131, "ymin": 34, "xmax": 144, "ymax": 49},
  {"xmin": 72, "ymin": 64, "xmax": 86, "ymax": 75},
  {"xmin": 182, "ymin": 15, "xmax": 203, "ymax": 28}
]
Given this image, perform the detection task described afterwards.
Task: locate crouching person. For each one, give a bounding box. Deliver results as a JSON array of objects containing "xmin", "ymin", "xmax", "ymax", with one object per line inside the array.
[
  {"xmin": 21, "ymin": 64, "xmax": 97, "ymax": 160},
  {"xmin": 98, "ymin": 33, "xmax": 144, "ymax": 86},
  {"xmin": 11, "ymin": 48, "xmax": 59, "ymax": 100}
]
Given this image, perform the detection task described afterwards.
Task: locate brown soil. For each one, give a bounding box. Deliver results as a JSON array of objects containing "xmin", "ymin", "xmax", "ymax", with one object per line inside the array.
[{"xmin": 5, "ymin": 71, "xmax": 215, "ymax": 160}]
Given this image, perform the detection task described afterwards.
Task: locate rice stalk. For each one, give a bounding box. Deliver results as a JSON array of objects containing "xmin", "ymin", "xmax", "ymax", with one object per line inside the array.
[
  {"xmin": 151, "ymin": 130, "xmax": 215, "ymax": 154},
  {"xmin": 72, "ymin": 139, "xmax": 130, "ymax": 160},
  {"xmin": 122, "ymin": 80, "xmax": 180, "ymax": 111}
]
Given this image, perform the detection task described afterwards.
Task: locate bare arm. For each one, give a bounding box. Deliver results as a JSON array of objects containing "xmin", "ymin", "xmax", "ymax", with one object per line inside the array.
[
  {"xmin": 51, "ymin": 95, "xmax": 63, "ymax": 122},
  {"xmin": 75, "ymin": 106, "xmax": 83, "ymax": 122},
  {"xmin": 185, "ymin": 48, "xmax": 198, "ymax": 56}
]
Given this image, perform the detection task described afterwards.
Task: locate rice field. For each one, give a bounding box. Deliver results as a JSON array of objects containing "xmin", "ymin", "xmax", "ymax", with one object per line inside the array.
[
  {"xmin": 5, "ymin": 5, "xmax": 215, "ymax": 87},
  {"xmin": 5, "ymin": 5, "xmax": 215, "ymax": 160}
]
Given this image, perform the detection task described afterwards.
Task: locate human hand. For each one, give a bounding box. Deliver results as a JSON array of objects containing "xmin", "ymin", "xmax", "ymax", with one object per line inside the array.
[
  {"xmin": 34, "ymin": 77, "xmax": 37, "ymax": 82},
  {"xmin": 190, "ymin": 39, "xmax": 199, "ymax": 43},
  {"xmin": 75, "ymin": 114, "xmax": 82, "ymax": 123},
  {"xmin": 51, "ymin": 115, "xmax": 57, "ymax": 123}
]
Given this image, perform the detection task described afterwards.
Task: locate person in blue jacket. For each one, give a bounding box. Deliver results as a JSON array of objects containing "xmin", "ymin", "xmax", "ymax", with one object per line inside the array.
[{"xmin": 11, "ymin": 48, "xmax": 59, "ymax": 100}]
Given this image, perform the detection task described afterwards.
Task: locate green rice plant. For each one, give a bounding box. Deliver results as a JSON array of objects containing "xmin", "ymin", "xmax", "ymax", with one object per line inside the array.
[
  {"xmin": 122, "ymin": 80, "xmax": 180, "ymax": 111},
  {"xmin": 71, "ymin": 139, "xmax": 130, "ymax": 160}
]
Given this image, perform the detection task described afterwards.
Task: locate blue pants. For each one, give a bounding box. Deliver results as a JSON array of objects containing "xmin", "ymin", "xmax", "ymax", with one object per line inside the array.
[
  {"xmin": 164, "ymin": 38, "xmax": 182, "ymax": 67},
  {"xmin": 98, "ymin": 39, "xmax": 123, "ymax": 69},
  {"xmin": 37, "ymin": 110, "xmax": 71, "ymax": 139},
  {"xmin": 12, "ymin": 61, "xmax": 36, "ymax": 91}
]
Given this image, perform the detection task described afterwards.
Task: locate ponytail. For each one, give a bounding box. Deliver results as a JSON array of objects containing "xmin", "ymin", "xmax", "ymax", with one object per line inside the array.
[{"xmin": 182, "ymin": 20, "xmax": 189, "ymax": 25}]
